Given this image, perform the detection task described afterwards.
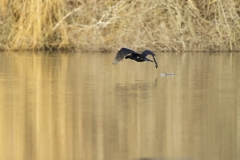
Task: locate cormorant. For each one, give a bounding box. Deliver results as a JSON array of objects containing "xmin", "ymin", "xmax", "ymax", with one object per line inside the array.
[{"xmin": 112, "ymin": 48, "xmax": 158, "ymax": 68}]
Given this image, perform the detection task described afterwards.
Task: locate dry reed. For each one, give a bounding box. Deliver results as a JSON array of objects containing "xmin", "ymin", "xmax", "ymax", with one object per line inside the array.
[{"xmin": 0, "ymin": 0, "xmax": 240, "ymax": 51}]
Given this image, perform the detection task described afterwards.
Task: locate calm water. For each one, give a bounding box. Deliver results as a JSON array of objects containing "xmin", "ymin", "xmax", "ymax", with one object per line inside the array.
[{"xmin": 0, "ymin": 52, "xmax": 239, "ymax": 160}]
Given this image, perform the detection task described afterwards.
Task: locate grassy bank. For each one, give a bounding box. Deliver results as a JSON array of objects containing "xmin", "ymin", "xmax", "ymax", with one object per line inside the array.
[{"xmin": 0, "ymin": 0, "xmax": 240, "ymax": 51}]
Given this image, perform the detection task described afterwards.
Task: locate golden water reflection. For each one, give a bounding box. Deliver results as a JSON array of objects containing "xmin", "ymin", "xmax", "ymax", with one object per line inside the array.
[{"xmin": 0, "ymin": 52, "xmax": 239, "ymax": 160}]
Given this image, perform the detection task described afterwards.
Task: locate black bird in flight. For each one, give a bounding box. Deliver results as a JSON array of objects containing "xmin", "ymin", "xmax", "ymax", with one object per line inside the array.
[{"xmin": 112, "ymin": 48, "xmax": 158, "ymax": 68}]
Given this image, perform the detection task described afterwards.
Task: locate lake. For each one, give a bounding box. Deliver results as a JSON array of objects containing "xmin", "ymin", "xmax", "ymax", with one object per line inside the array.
[{"xmin": 0, "ymin": 51, "xmax": 239, "ymax": 160}]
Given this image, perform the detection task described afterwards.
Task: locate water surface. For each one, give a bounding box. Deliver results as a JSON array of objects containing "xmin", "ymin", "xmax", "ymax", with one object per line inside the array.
[{"xmin": 0, "ymin": 52, "xmax": 239, "ymax": 160}]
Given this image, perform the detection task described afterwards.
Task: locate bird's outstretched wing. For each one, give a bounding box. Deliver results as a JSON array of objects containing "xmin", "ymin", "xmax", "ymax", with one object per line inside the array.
[
  {"xmin": 141, "ymin": 50, "xmax": 155, "ymax": 57},
  {"xmin": 141, "ymin": 50, "xmax": 158, "ymax": 68},
  {"xmin": 112, "ymin": 48, "xmax": 137, "ymax": 65}
]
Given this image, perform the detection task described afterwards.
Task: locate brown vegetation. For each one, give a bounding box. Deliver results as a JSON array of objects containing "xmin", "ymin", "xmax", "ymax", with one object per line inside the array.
[{"xmin": 0, "ymin": 0, "xmax": 240, "ymax": 51}]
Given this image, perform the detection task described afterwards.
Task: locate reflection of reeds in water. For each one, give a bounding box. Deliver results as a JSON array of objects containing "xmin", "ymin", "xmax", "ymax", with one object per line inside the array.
[
  {"xmin": 0, "ymin": 52, "xmax": 72, "ymax": 160},
  {"xmin": 0, "ymin": 52, "xmax": 239, "ymax": 160},
  {"xmin": 0, "ymin": 0, "xmax": 240, "ymax": 51}
]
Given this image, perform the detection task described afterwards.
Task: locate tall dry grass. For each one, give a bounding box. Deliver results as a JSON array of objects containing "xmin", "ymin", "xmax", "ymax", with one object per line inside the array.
[
  {"xmin": 0, "ymin": 0, "xmax": 240, "ymax": 51},
  {"xmin": 0, "ymin": 0, "xmax": 69, "ymax": 50}
]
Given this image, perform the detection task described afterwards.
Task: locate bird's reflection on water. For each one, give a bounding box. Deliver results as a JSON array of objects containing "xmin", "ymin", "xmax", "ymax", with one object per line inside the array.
[
  {"xmin": 115, "ymin": 78, "xmax": 158, "ymax": 96},
  {"xmin": 115, "ymin": 80, "xmax": 157, "ymax": 92}
]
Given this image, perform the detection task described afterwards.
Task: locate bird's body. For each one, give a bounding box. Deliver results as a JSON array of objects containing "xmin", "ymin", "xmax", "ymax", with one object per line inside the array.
[{"xmin": 112, "ymin": 48, "xmax": 158, "ymax": 68}]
